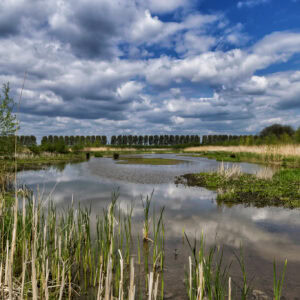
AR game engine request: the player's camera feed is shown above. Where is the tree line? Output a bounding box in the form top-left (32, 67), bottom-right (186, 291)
top-left (110, 135), bottom-right (201, 146)
top-left (41, 135), bottom-right (107, 146)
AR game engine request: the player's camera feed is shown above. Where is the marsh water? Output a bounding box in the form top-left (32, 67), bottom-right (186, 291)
top-left (18, 154), bottom-right (300, 299)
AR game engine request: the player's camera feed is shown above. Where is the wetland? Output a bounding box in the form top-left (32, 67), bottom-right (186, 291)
top-left (15, 153), bottom-right (300, 299)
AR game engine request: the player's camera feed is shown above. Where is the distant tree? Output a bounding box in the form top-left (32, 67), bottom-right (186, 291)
top-left (91, 135), bottom-right (96, 145)
top-left (185, 135), bottom-right (190, 144)
top-left (64, 136), bottom-right (69, 146)
top-left (80, 136), bottom-right (85, 145)
top-left (95, 136), bottom-right (101, 145)
top-left (41, 136), bottom-right (48, 145)
top-left (295, 127), bottom-right (300, 143)
top-left (260, 124), bottom-right (295, 138)
top-left (179, 135), bottom-right (185, 144)
top-left (111, 135), bottom-right (116, 145)
top-left (70, 136), bottom-right (75, 146)
top-left (149, 135), bottom-right (153, 146)
top-left (159, 135), bottom-right (164, 146)
top-left (144, 135), bottom-right (149, 146)
top-left (175, 135), bottom-right (179, 145)
top-left (122, 135), bottom-right (128, 145)
top-left (128, 135), bottom-right (133, 145)
top-left (133, 135), bottom-right (138, 145)
top-left (74, 136), bottom-right (80, 145)
top-left (169, 135), bottom-right (174, 145)
top-left (0, 83), bottom-right (18, 136)
top-left (102, 136), bottom-right (107, 145)
top-left (117, 135), bottom-right (122, 145)
top-left (153, 135), bottom-right (159, 146)
top-left (164, 135), bottom-right (169, 145)
top-left (86, 136), bottom-right (91, 145)
top-left (138, 135), bottom-right (143, 145)
top-left (30, 135), bottom-right (36, 146)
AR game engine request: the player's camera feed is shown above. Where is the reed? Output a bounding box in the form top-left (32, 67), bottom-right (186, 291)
top-left (0, 184), bottom-right (167, 299)
top-left (217, 162), bottom-right (242, 179)
top-left (273, 259), bottom-right (287, 300)
top-left (0, 173), bottom-right (289, 299)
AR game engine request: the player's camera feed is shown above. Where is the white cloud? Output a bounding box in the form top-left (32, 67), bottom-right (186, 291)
top-left (141, 0), bottom-right (189, 13)
top-left (237, 0), bottom-right (270, 8)
top-left (171, 116), bottom-right (185, 124)
top-left (0, 0), bottom-right (299, 138)
top-left (117, 81), bottom-right (144, 100)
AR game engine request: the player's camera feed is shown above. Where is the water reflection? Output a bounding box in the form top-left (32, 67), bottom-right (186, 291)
top-left (17, 154), bottom-right (300, 298)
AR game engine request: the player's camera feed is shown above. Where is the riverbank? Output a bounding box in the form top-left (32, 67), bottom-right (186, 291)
top-left (0, 152), bottom-right (86, 171)
top-left (183, 145), bottom-right (300, 168)
top-left (177, 168), bottom-right (300, 208)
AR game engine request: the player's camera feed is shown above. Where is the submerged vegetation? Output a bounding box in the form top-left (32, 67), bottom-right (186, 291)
top-left (178, 164), bottom-right (300, 208)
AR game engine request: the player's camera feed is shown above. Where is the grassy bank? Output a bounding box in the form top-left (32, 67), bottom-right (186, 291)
top-left (183, 145), bottom-right (300, 168)
top-left (178, 166), bottom-right (300, 208)
top-left (0, 152), bottom-right (86, 171)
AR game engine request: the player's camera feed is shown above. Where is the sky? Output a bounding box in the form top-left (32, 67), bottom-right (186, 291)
top-left (0, 0), bottom-right (300, 139)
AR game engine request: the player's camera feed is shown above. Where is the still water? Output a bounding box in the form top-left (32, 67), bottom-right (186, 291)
top-left (17, 154), bottom-right (300, 299)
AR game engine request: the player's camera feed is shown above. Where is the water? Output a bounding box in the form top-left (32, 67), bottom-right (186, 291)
top-left (17, 154), bottom-right (300, 299)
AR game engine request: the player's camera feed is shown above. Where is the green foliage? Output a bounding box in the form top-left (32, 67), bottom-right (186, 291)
top-left (295, 127), bottom-right (300, 143)
top-left (71, 143), bottom-right (84, 153)
top-left (260, 124), bottom-right (295, 139)
top-left (41, 140), bottom-right (69, 154)
top-left (0, 83), bottom-right (18, 136)
top-left (28, 144), bottom-right (41, 155)
top-left (273, 259), bottom-right (287, 300)
top-left (93, 152), bottom-right (103, 157)
top-left (181, 169), bottom-right (300, 208)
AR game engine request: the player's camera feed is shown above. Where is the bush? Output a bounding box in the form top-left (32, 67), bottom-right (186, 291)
top-left (94, 152), bottom-right (103, 158)
top-left (260, 124), bottom-right (295, 138)
top-left (28, 145), bottom-right (41, 155)
top-left (71, 143), bottom-right (84, 154)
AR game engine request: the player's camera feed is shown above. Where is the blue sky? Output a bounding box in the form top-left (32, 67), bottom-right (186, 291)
top-left (0, 0), bottom-right (299, 139)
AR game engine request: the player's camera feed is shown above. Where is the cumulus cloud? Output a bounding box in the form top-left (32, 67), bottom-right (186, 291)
top-left (0, 0), bottom-right (299, 139)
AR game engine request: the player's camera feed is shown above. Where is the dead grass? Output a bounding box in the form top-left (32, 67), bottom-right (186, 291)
top-left (184, 145), bottom-right (300, 157)
top-left (217, 162), bottom-right (242, 178)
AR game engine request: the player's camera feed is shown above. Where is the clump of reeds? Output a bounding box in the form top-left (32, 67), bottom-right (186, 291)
top-left (217, 161), bottom-right (242, 178)
top-left (255, 167), bottom-right (275, 179)
top-left (0, 186), bottom-right (166, 299)
top-left (185, 233), bottom-right (231, 300)
top-left (273, 259), bottom-right (287, 300)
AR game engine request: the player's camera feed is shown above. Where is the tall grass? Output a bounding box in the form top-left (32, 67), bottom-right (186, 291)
top-left (0, 188), bottom-right (166, 299)
top-left (217, 162), bottom-right (241, 178)
top-left (0, 180), bottom-right (289, 299)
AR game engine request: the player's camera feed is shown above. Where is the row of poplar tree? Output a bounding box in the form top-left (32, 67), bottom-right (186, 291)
top-left (38, 134), bottom-right (259, 146)
top-left (41, 135), bottom-right (108, 146)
